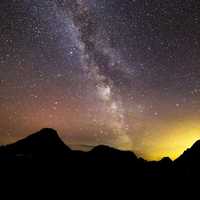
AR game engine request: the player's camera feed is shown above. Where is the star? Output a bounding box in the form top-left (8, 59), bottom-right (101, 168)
top-left (0, 0), bottom-right (200, 160)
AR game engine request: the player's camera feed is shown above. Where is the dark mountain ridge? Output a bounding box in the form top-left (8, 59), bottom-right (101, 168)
top-left (1, 128), bottom-right (200, 179)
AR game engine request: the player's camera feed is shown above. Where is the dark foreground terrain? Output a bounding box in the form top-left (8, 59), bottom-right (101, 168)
top-left (0, 128), bottom-right (199, 194)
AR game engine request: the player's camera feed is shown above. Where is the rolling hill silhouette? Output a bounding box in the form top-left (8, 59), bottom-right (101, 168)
top-left (0, 128), bottom-right (200, 180)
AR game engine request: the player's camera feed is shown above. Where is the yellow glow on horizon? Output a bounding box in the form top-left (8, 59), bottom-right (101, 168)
top-left (145, 120), bottom-right (200, 161)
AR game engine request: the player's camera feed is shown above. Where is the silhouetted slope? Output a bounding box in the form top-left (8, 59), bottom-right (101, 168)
top-left (1, 128), bottom-right (200, 179)
top-left (89, 145), bottom-right (137, 160)
top-left (176, 140), bottom-right (200, 162)
top-left (174, 140), bottom-right (200, 176)
top-left (87, 145), bottom-right (143, 176)
top-left (0, 128), bottom-right (70, 160)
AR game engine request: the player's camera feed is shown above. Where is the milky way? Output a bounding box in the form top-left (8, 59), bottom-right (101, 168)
top-left (1, 0), bottom-right (200, 160)
top-left (63, 0), bottom-right (132, 148)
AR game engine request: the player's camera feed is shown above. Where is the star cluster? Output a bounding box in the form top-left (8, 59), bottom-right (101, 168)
top-left (1, 0), bottom-right (200, 160)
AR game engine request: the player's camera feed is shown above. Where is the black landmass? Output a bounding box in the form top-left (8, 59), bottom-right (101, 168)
top-left (0, 128), bottom-right (200, 196)
top-left (1, 128), bottom-right (200, 178)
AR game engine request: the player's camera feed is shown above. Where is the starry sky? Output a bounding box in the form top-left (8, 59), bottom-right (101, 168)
top-left (1, 0), bottom-right (200, 160)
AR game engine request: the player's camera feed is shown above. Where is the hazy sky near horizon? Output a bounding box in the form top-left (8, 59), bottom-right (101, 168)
top-left (1, 0), bottom-right (200, 160)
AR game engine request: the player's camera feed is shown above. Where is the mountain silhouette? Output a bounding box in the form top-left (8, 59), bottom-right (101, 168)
top-left (0, 128), bottom-right (200, 181)
top-left (174, 139), bottom-right (200, 177)
top-left (0, 128), bottom-right (70, 161)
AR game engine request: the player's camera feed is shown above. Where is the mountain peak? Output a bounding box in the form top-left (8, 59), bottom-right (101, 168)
top-left (90, 145), bottom-right (138, 161)
top-left (1, 128), bottom-right (71, 158)
top-left (91, 145), bottom-right (117, 152)
top-left (174, 139), bottom-right (200, 165)
top-left (190, 139), bottom-right (200, 151)
top-left (39, 128), bottom-right (58, 134)
top-left (159, 157), bottom-right (172, 166)
top-left (25, 128), bottom-right (60, 141)
top-left (15, 128), bottom-right (66, 147)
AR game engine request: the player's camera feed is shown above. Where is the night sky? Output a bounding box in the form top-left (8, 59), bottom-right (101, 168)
top-left (1, 0), bottom-right (200, 160)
